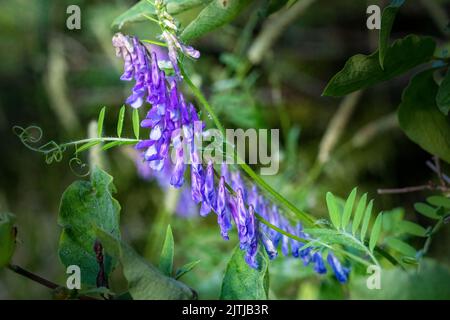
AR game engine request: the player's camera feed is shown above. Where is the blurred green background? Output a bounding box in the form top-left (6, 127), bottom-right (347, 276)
top-left (0, 0), bottom-right (449, 299)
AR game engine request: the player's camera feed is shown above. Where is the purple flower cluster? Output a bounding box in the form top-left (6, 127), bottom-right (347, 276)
top-left (114, 33), bottom-right (349, 282)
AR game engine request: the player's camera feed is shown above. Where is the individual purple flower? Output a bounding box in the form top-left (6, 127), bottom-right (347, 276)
top-left (260, 231), bottom-right (278, 260)
top-left (170, 131), bottom-right (185, 188)
top-left (244, 205), bottom-right (258, 269)
top-left (312, 252), bottom-right (327, 274)
top-left (200, 161), bottom-right (215, 216)
top-left (327, 253), bottom-right (350, 283)
top-left (236, 188), bottom-right (249, 249)
top-left (216, 176), bottom-right (232, 240)
top-left (231, 171), bottom-right (247, 202)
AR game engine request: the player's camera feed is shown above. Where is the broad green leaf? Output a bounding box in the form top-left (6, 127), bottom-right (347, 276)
top-left (220, 246), bottom-right (269, 300)
top-left (0, 213), bottom-right (16, 268)
top-left (181, 0), bottom-right (253, 42)
top-left (159, 225), bottom-right (174, 276)
top-left (342, 187), bottom-right (357, 230)
top-left (427, 195), bottom-right (450, 209)
top-left (117, 105), bottom-right (126, 138)
top-left (326, 192), bottom-right (341, 229)
top-left (323, 35), bottom-right (436, 97)
top-left (436, 69), bottom-right (450, 115)
top-left (175, 260), bottom-right (201, 279)
top-left (379, 0), bottom-right (405, 69)
top-left (77, 141), bottom-right (101, 153)
top-left (398, 69), bottom-right (450, 164)
top-left (58, 166), bottom-right (121, 286)
top-left (350, 259), bottom-right (450, 299)
top-left (96, 229), bottom-right (195, 300)
top-left (360, 200), bottom-right (373, 242)
top-left (97, 107), bottom-right (106, 138)
top-left (397, 220), bottom-right (427, 237)
top-left (369, 213), bottom-right (383, 252)
top-left (385, 237), bottom-right (416, 257)
top-left (352, 193), bottom-right (367, 236)
top-left (132, 108), bottom-right (140, 140)
top-left (414, 202), bottom-right (440, 220)
top-left (111, 0), bottom-right (212, 30)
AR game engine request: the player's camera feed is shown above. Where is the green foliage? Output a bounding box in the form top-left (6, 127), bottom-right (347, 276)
top-left (111, 0), bottom-right (212, 30)
top-left (415, 195), bottom-right (450, 220)
top-left (350, 259), bottom-right (450, 299)
top-left (398, 69), bottom-right (450, 164)
top-left (378, 0), bottom-right (405, 69)
top-left (159, 225), bottom-right (174, 276)
top-left (96, 228), bottom-right (195, 300)
top-left (97, 106), bottom-right (106, 138)
top-left (436, 69), bottom-right (450, 116)
top-left (58, 166), bottom-right (121, 286)
top-left (117, 105), bottom-right (126, 138)
top-left (132, 108), bottom-right (140, 140)
top-left (369, 213), bottom-right (383, 252)
top-left (220, 246), bottom-right (269, 300)
top-left (325, 192), bottom-right (341, 229)
top-left (323, 35), bottom-right (436, 97)
top-left (175, 260), bottom-right (201, 280)
top-left (0, 213), bottom-right (16, 268)
top-left (181, 0), bottom-right (253, 42)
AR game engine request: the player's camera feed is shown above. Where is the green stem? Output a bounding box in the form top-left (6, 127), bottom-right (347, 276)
top-left (180, 65), bottom-right (315, 227)
top-left (181, 63), bottom-right (400, 266)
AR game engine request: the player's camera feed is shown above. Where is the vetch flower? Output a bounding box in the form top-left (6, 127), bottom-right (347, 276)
top-left (312, 252), bottom-right (327, 274)
top-left (216, 176), bottom-right (232, 240)
top-left (327, 253), bottom-right (350, 283)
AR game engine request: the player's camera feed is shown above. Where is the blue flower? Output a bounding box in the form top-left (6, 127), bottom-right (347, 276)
top-left (327, 253), bottom-right (350, 283)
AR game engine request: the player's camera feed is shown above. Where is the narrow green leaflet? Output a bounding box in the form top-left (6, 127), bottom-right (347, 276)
top-left (360, 200), bottom-right (373, 241)
top-left (58, 167), bottom-right (121, 286)
top-left (97, 107), bottom-right (106, 138)
top-left (341, 187), bottom-right (357, 230)
top-left (175, 260), bottom-right (201, 279)
top-left (323, 35), bottom-right (436, 97)
top-left (159, 225), bottom-right (174, 276)
top-left (414, 202), bottom-right (440, 220)
top-left (385, 237), bottom-right (416, 257)
top-left (102, 141), bottom-right (137, 151)
top-left (397, 221), bottom-right (427, 237)
top-left (181, 0), bottom-right (253, 42)
top-left (96, 229), bottom-right (195, 300)
top-left (132, 108), bottom-right (140, 140)
top-left (111, 0), bottom-right (212, 30)
top-left (303, 228), bottom-right (368, 253)
top-left (77, 141), bottom-right (101, 153)
top-left (220, 246), bottom-right (269, 300)
top-left (326, 192), bottom-right (341, 229)
top-left (352, 193), bottom-right (367, 236)
top-left (436, 69), bottom-right (450, 116)
top-left (117, 105), bottom-right (126, 138)
top-left (369, 213), bottom-right (383, 252)
top-left (427, 196), bottom-right (450, 209)
top-left (379, 0), bottom-right (405, 69)
top-left (0, 213), bottom-right (16, 268)
top-left (398, 69), bottom-right (450, 164)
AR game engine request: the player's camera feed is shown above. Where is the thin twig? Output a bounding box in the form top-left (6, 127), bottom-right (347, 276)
top-left (7, 263), bottom-right (99, 300)
top-left (7, 264), bottom-right (59, 290)
top-left (377, 183), bottom-right (448, 195)
top-left (433, 156), bottom-right (447, 188)
top-left (426, 160), bottom-right (450, 184)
